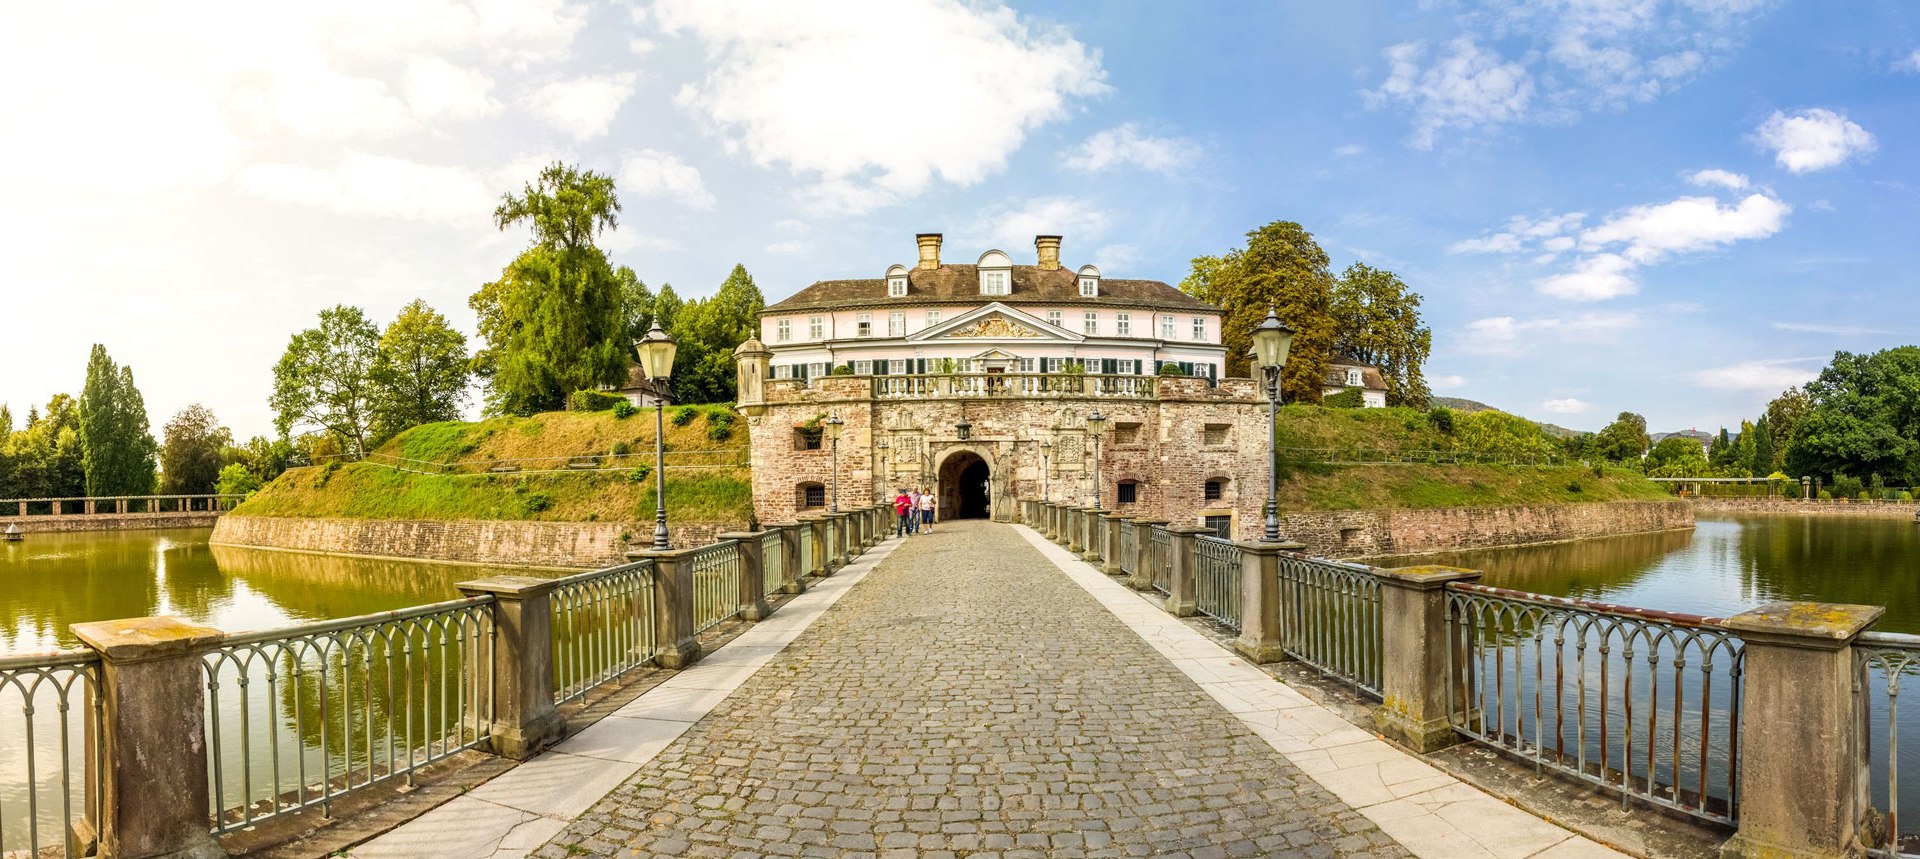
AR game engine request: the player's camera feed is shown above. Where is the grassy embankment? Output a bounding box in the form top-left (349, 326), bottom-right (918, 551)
top-left (234, 405), bottom-right (753, 526)
top-left (1273, 405), bottom-right (1670, 511)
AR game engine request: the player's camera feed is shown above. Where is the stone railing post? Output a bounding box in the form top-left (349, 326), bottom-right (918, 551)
top-left (69, 616), bottom-right (225, 859)
top-left (1233, 541), bottom-right (1302, 662)
top-left (718, 530), bottom-right (774, 621)
top-left (827, 511), bottom-right (851, 569)
top-left (454, 576), bottom-right (564, 760)
top-left (1126, 518), bottom-right (1152, 590)
top-left (1043, 503), bottom-right (1058, 541)
top-left (1370, 565), bottom-right (1481, 752)
top-left (1080, 509), bottom-right (1107, 562)
top-left (1102, 514), bottom-right (1124, 575)
top-left (1065, 507), bottom-right (1086, 554)
top-left (805, 515), bottom-right (831, 577)
top-left (1721, 602), bottom-right (1882, 859)
top-left (624, 548), bottom-right (704, 669)
top-left (773, 523), bottom-right (807, 594)
top-left (1165, 525), bottom-right (1209, 617)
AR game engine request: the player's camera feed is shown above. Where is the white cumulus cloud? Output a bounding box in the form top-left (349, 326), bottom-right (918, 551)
top-left (528, 73), bottom-right (638, 140)
top-left (969, 197), bottom-right (1112, 254)
top-left (1690, 359), bottom-right (1820, 391)
top-left (238, 153), bottom-right (496, 226)
top-left (1686, 169), bottom-right (1749, 191)
top-left (1754, 109), bottom-right (1875, 173)
top-left (619, 149), bottom-right (716, 210)
top-left (651, 0), bottom-right (1108, 213)
top-left (1463, 312), bottom-right (1639, 355)
top-left (1063, 124), bottom-right (1201, 174)
top-left (1542, 398), bottom-right (1590, 415)
top-left (1367, 38), bottom-right (1532, 150)
top-left (1579, 193), bottom-right (1791, 264)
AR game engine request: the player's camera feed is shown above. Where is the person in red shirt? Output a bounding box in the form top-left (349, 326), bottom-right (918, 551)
top-left (893, 489), bottom-right (912, 538)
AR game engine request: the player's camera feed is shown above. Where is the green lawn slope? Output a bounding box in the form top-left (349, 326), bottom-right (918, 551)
top-left (1272, 405), bottom-right (1670, 511)
top-left (234, 406), bottom-right (753, 526)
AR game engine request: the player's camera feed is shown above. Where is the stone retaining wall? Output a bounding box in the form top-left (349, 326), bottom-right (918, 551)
top-left (3, 512), bottom-right (224, 533)
top-left (1689, 497), bottom-right (1920, 519)
top-left (1280, 499), bottom-right (1695, 559)
top-left (211, 515), bottom-right (734, 569)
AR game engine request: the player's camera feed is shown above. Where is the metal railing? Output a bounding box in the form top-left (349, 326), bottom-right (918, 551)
top-left (1443, 583), bottom-right (1743, 826)
top-left (870, 373), bottom-right (1157, 400)
top-left (1148, 526), bottom-right (1171, 594)
top-left (1278, 554), bottom-right (1383, 696)
top-left (798, 523), bottom-right (815, 576)
top-left (1118, 522), bottom-right (1137, 576)
top-left (200, 598), bottom-right (495, 832)
top-left (0, 649), bottom-right (100, 858)
top-left (762, 532), bottom-right (786, 597)
top-left (1857, 632), bottom-right (1920, 855)
top-left (333, 448), bottom-right (750, 476)
top-left (550, 560), bottom-right (658, 705)
top-left (1275, 446), bottom-right (1569, 468)
top-left (0, 494), bottom-right (243, 516)
top-left (1192, 537), bottom-right (1241, 631)
top-left (690, 540), bottom-right (743, 634)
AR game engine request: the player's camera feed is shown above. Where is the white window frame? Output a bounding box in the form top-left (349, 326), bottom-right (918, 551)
top-left (1018, 358), bottom-right (1035, 372)
top-left (856, 313), bottom-right (873, 337)
top-left (1083, 312), bottom-right (1098, 335)
top-left (1192, 317), bottom-right (1205, 341)
top-left (1346, 369), bottom-right (1362, 386)
top-left (808, 316), bottom-right (824, 340)
top-left (888, 277), bottom-right (907, 297)
top-left (888, 312), bottom-right (905, 337)
top-left (855, 360), bottom-right (873, 375)
top-left (1079, 277), bottom-right (1098, 297)
top-left (1116, 312), bottom-right (1131, 336)
top-left (772, 364), bottom-right (790, 379)
top-left (808, 362), bottom-right (825, 377)
top-left (980, 270), bottom-right (1009, 295)
top-left (925, 310), bottom-right (942, 327)
top-left (1046, 310), bottom-right (1063, 328)
top-left (1160, 315), bottom-right (1175, 339)
top-left (776, 319), bottom-right (791, 342)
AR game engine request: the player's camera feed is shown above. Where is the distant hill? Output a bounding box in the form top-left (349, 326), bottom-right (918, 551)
top-left (1651, 429), bottom-right (1714, 444)
top-left (1430, 396), bottom-right (1582, 438)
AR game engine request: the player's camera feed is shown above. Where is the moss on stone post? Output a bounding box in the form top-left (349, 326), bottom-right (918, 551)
top-left (70, 616), bottom-right (226, 859)
top-left (1721, 601), bottom-right (1882, 859)
top-left (1102, 514), bottom-right (1125, 575)
top-left (455, 576), bottom-right (564, 760)
top-left (772, 522), bottom-right (808, 595)
top-left (1370, 565), bottom-right (1480, 753)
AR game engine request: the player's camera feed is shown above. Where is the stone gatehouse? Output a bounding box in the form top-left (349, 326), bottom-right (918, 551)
top-left (732, 233), bottom-right (1270, 538)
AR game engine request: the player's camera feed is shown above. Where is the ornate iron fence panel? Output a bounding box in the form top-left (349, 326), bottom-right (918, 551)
top-left (1444, 583), bottom-right (1742, 826)
top-left (1119, 523), bottom-right (1137, 576)
top-left (691, 541), bottom-right (743, 634)
top-left (798, 523), bottom-right (815, 576)
top-left (0, 649), bottom-right (100, 858)
top-left (1148, 526), bottom-right (1172, 594)
top-left (1193, 536), bottom-right (1241, 631)
top-left (551, 560), bottom-right (658, 705)
top-left (1277, 554), bottom-right (1383, 696)
top-left (201, 597), bottom-right (495, 832)
top-left (1857, 631), bottom-right (1920, 855)
top-left (762, 532), bottom-right (786, 598)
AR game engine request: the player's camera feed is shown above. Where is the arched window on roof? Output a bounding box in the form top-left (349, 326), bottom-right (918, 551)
top-left (978, 250), bottom-right (1012, 296)
top-left (1078, 264), bottom-right (1100, 297)
top-left (886, 264), bottom-right (908, 298)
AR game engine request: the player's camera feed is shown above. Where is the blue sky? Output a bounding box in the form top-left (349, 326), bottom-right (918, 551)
top-left (3, 0), bottom-right (1916, 438)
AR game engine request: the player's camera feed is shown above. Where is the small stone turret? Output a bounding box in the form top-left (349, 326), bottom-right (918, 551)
top-left (734, 336), bottom-right (772, 414)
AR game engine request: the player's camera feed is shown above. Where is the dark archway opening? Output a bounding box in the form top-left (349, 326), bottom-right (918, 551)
top-left (938, 452), bottom-right (992, 519)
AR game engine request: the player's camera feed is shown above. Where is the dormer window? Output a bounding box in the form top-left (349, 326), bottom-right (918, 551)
top-left (1346, 369), bottom-right (1362, 386)
top-left (978, 249), bottom-right (1012, 296)
top-left (1077, 264), bottom-right (1100, 298)
top-left (885, 264), bottom-right (908, 298)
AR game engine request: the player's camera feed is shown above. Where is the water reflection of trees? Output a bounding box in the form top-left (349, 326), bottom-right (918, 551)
top-left (1402, 528), bottom-right (1693, 600)
top-left (207, 544), bottom-right (490, 618)
top-left (1727, 515), bottom-right (1920, 633)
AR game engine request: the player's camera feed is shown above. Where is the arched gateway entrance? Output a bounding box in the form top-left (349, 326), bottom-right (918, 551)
top-left (936, 451), bottom-right (992, 520)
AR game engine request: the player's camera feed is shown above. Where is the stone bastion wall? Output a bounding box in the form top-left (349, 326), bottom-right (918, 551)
top-left (1285, 499), bottom-right (1696, 559)
top-left (211, 515), bottom-right (731, 569)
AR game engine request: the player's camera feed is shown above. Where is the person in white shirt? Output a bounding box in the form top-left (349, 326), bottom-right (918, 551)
top-left (918, 487), bottom-right (935, 533)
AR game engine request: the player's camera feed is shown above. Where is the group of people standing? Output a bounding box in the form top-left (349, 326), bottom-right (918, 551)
top-left (893, 487), bottom-right (936, 537)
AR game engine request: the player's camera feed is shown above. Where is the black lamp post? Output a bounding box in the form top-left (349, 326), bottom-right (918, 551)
top-left (877, 439), bottom-right (890, 494)
top-left (1086, 410), bottom-right (1106, 506)
top-left (637, 321), bottom-right (679, 550)
top-left (825, 414), bottom-right (845, 512)
top-left (1251, 306), bottom-right (1296, 542)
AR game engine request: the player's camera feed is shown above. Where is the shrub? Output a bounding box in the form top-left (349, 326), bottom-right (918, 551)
top-left (707, 411), bottom-right (736, 442)
top-left (1831, 473), bottom-right (1864, 499)
top-left (519, 492), bottom-right (553, 515)
top-left (672, 405), bottom-right (698, 426)
top-left (1158, 362), bottom-right (1185, 376)
top-left (1427, 407), bottom-right (1455, 434)
top-left (1324, 388), bottom-right (1365, 409)
top-left (1783, 481), bottom-right (1803, 499)
top-left (1565, 480), bottom-right (1583, 494)
top-left (215, 463), bottom-right (262, 497)
top-left (1456, 410), bottom-right (1558, 462)
top-left (830, 364), bottom-right (855, 376)
top-left (1901, 491), bottom-right (1913, 501)
top-left (610, 441), bottom-right (630, 456)
top-left (569, 389), bottom-right (626, 412)
top-left (612, 400), bottom-right (638, 419)
top-left (1819, 490), bottom-right (1833, 500)
top-left (1859, 492), bottom-right (1873, 502)
top-left (626, 464), bottom-right (652, 482)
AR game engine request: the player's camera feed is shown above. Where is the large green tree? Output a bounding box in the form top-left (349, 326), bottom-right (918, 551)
top-left (159, 404), bottom-right (232, 494)
top-left (1645, 436), bottom-right (1711, 477)
top-left (1590, 412), bottom-right (1651, 463)
top-left (0, 394), bottom-right (86, 498)
top-left (664, 264), bottom-right (766, 404)
top-left (78, 345), bottom-right (157, 496)
top-left (471, 162), bottom-right (630, 415)
top-left (1785, 348), bottom-right (1920, 484)
top-left (1330, 263), bottom-right (1431, 407)
top-left (370, 299), bottom-right (470, 441)
top-left (271, 305), bottom-right (381, 457)
top-left (1180, 221), bottom-right (1337, 401)
top-left (620, 266), bottom-right (656, 344)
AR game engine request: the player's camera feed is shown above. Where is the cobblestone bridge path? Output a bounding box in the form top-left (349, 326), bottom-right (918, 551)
top-left (536, 521), bottom-right (1408, 859)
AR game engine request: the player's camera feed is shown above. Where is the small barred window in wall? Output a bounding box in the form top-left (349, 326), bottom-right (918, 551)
top-left (1204, 479), bottom-right (1224, 501)
top-left (857, 313), bottom-right (872, 337)
top-left (776, 319), bottom-right (790, 342)
top-left (1203, 423), bottom-right (1230, 446)
top-left (1160, 316), bottom-right (1175, 339)
top-left (802, 484), bottom-right (826, 507)
top-left (1047, 310), bottom-right (1063, 328)
top-left (1116, 312), bottom-right (1130, 336)
top-left (926, 310), bottom-right (941, 327)
top-left (809, 316), bottom-right (823, 339)
top-left (1117, 481), bottom-right (1139, 505)
top-left (1204, 515), bottom-right (1232, 539)
top-left (1192, 317), bottom-right (1206, 341)
top-left (1083, 312), bottom-right (1098, 335)
top-left (888, 312), bottom-right (905, 336)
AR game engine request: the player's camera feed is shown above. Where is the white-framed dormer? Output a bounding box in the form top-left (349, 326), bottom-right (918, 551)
top-left (1078, 264), bottom-right (1100, 297)
top-left (978, 249), bottom-right (1012, 296)
top-left (886, 263), bottom-right (908, 298)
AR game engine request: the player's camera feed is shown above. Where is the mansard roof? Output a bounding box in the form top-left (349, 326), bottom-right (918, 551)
top-left (764, 264), bottom-right (1217, 315)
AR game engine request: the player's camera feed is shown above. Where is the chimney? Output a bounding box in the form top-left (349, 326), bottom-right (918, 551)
top-left (1035, 235), bottom-right (1062, 271)
top-left (915, 233), bottom-right (943, 270)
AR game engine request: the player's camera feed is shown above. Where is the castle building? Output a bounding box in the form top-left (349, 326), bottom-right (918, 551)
top-left (734, 234), bottom-right (1270, 539)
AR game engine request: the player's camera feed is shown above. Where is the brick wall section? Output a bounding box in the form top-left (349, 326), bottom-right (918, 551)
top-left (1690, 498), bottom-right (1920, 520)
top-left (1279, 500), bottom-right (1695, 559)
top-left (742, 375), bottom-right (1271, 536)
top-left (211, 515), bottom-right (734, 569)
top-left (4, 512), bottom-right (223, 533)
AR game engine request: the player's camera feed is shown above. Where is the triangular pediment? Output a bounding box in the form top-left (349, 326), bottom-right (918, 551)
top-left (906, 302), bottom-right (1083, 343)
